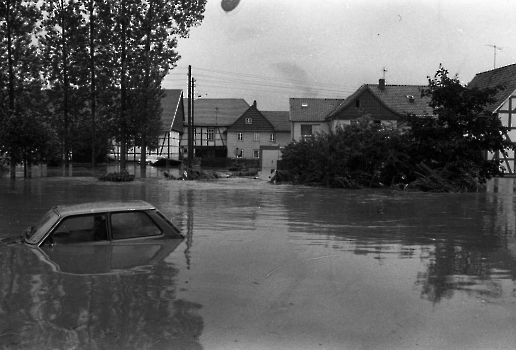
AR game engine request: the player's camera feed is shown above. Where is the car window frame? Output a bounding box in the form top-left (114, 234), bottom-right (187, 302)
top-left (25, 209), bottom-right (60, 246)
top-left (109, 209), bottom-right (164, 241)
top-left (44, 213), bottom-right (110, 246)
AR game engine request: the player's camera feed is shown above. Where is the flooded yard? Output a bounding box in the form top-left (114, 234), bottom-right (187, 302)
top-left (1, 165), bottom-right (516, 349)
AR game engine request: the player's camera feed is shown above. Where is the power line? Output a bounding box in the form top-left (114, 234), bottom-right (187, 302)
top-left (164, 67), bottom-right (356, 97)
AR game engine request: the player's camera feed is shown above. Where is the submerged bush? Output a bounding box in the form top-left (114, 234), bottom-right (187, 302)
top-left (282, 117), bottom-right (407, 188)
top-left (98, 170), bottom-right (135, 182)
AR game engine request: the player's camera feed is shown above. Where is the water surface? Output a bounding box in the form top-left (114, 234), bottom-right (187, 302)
top-left (1, 168), bottom-right (515, 349)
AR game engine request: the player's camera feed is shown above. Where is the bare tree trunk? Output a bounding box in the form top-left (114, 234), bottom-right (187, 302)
top-left (89, 0), bottom-right (97, 168)
top-left (120, 0), bottom-right (127, 170)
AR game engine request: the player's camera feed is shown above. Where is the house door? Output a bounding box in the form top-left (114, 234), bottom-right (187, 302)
top-left (262, 149), bottom-right (280, 174)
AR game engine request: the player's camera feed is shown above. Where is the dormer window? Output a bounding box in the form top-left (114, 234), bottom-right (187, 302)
top-left (406, 95), bottom-right (415, 103)
top-left (245, 118), bottom-right (252, 124)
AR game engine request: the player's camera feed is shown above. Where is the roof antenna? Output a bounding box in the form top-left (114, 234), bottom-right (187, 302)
top-left (486, 44), bottom-right (502, 69)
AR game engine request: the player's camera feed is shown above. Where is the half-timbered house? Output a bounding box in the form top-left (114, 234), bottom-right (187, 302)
top-left (182, 98), bottom-right (250, 162)
top-left (468, 64), bottom-right (516, 174)
top-left (112, 89), bottom-right (185, 162)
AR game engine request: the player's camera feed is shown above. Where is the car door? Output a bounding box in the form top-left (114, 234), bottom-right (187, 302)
top-left (39, 214), bottom-right (112, 274)
top-left (109, 210), bottom-right (172, 269)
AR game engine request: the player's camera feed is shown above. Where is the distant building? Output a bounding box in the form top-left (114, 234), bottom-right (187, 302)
top-left (226, 101), bottom-right (290, 160)
top-left (260, 110), bottom-right (290, 172)
top-left (182, 98), bottom-right (250, 160)
top-left (289, 98), bottom-right (344, 141)
top-left (156, 89), bottom-right (185, 160)
top-left (326, 79), bottom-right (433, 130)
top-left (469, 63), bottom-right (516, 173)
top-left (112, 89), bottom-right (185, 162)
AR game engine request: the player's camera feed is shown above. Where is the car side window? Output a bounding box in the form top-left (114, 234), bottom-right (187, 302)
top-left (110, 211), bottom-right (162, 240)
top-left (51, 214), bottom-right (108, 244)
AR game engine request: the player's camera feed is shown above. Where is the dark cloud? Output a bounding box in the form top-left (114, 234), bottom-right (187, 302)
top-left (272, 62), bottom-right (317, 97)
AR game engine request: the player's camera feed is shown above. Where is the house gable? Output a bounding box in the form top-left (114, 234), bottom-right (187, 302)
top-left (328, 82), bottom-right (432, 121)
top-left (228, 102), bottom-right (274, 132)
top-left (329, 88), bottom-right (399, 120)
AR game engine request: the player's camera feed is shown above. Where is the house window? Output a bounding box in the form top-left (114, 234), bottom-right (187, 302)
top-left (355, 99), bottom-right (360, 107)
top-left (269, 133), bottom-right (276, 142)
top-left (238, 133), bottom-right (243, 141)
top-left (246, 118), bottom-right (252, 124)
top-left (254, 133), bottom-right (260, 141)
top-left (207, 128), bottom-right (214, 141)
top-left (301, 125), bottom-right (313, 136)
top-left (253, 150), bottom-right (259, 158)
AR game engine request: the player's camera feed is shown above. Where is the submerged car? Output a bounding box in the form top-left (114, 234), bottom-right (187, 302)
top-left (2, 200), bottom-right (183, 274)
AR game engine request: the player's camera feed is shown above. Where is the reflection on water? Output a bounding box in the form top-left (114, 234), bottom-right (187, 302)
top-left (1, 172), bottom-right (516, 349)
top-left (0, 245), bottom-right (203, 350)
top-left (1, 163), bottom-right (182, 179)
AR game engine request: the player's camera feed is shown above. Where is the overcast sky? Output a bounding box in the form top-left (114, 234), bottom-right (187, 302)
top-left (162, 0), bottom-right (516, 111)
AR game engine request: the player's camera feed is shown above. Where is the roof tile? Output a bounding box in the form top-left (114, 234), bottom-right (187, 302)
top-left (161, 89), bottom-right (184, 133)
top-left (289, 98), bottom-right (344, 122)
top-left (328, 84), bottom-right (433, 119)
top-left (468, 63), bottom-right (516, 112)
top-left (191, 98), bottom-right (250, 126)
top-left (262, 111), bottom-right (290, 131)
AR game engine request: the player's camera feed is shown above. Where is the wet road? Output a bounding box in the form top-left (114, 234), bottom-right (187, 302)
top-left (1, 165), bottom-right (516, 349)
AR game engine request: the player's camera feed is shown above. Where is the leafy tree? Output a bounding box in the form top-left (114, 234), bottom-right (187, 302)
top-left (101, 0), bottom-right (206, 169)
top-left (0, 0), bottom-right (43, 177)
top-left (0, 94), bottom-right (60, 176)
top-left (404, 65), bottom-right (513, 188)
top-left (40, 0), bottom-right (89, 168)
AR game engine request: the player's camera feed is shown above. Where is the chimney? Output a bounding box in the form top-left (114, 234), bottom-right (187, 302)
top-left (379, 79), bottom-right (385, 90)
top-left (253, 100), bottom-right (257, 107)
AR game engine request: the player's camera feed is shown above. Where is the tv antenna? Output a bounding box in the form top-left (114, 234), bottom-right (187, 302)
top-left (486, 44), bottom-right (502, 69)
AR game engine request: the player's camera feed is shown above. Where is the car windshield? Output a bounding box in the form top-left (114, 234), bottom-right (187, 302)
top-left (25, 209), bottom-right (60, 244)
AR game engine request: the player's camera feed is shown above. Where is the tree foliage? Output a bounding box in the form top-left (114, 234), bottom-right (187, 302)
top-left (0, 0), bottom-right (207, 176)
top-left (404, 65), bottom-right (513, 187)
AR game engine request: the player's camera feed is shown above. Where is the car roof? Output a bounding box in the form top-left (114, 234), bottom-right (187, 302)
top-left (54, 200), bottom-right (156, 216)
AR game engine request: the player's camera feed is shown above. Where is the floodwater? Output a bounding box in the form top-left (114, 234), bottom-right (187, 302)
top-left (1, 165), bottom-right (516, 350)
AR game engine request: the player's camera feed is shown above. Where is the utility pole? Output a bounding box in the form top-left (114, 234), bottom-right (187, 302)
top-left (486, 44), bottom-right (502, 69)
top-left (192, 77), bottom-right (195, 151)
top-left (187, 65), bottom-right (193, 169)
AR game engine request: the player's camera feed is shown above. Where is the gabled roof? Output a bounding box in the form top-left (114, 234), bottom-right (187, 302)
top-left (468, 63), bottom-right (516, 113)
top-left (289, 98), bottom-right (344, 122)
top-left (228, 103), bottom-right (274, 132)
top-left (328, 84), bottom-right (433, 119)
top-left (161, 89), bottom-right (184, 133)
top-left (191, 98), bottom-right (250, 126)
top-left (262, 111), bottom-right (290, 132)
